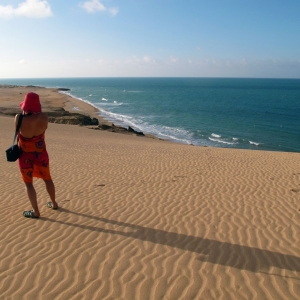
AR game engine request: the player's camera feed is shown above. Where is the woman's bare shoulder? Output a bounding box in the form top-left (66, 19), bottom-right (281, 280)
top-left (14, 113), bottom-right (21, 124)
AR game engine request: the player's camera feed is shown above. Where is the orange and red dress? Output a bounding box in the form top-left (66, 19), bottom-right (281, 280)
top-left (18, 132), bottom-right (52, 183)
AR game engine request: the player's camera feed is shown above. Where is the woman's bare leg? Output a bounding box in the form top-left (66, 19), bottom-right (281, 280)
top-left (24, 182), bottom-right (40, 217)
top-left (44, 179), bottom-right (57, 208)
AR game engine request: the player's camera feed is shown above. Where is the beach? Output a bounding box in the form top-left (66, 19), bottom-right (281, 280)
top-left (0, 86), bottom-right (299, 299)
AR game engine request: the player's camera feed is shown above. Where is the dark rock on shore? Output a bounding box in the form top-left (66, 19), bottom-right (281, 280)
top-left (48, 113), bottom-right (98, 126)
top-left (0, 107), bottom-right (20, 115)
top-left (128, 126), bottom-right (145, 136)
top-left (57, 88), bottom-right (71, 91)
top-left (90, 123), bottom-right (145, 136)
top-left (99, 124), bottom-right (113, 130)
top-left (46, 108), bottom-right (98, 125)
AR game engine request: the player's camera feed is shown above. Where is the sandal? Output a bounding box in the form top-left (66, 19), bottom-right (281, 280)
top-left (23, 210), bottom-right (39, 218)
top-left (47, 202), bottom-right (58, 210)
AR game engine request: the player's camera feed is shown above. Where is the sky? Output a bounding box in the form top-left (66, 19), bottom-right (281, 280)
top-left (0, 0), bottom-right (299, 78)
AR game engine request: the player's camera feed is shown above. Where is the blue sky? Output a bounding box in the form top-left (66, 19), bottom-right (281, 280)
top-left (0, 0), bottom-right (299, 78)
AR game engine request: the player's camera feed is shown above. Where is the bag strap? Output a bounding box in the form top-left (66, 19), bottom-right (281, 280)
top-left (12, 114), bottom-right (24, 146)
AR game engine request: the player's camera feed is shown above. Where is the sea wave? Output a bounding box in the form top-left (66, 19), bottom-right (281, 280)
top-left (95, 102), bottom-right (124, 107)
top-left (59, 91), bottom-right (101, 112)
top-left (97, 107), bottom-right (195, 144)
top-left (208, 137), bottom-right (237, 145)
top-left (98, 109), bottom-right (144, 131)
top-left (146, 124), bottom-right (193, 144)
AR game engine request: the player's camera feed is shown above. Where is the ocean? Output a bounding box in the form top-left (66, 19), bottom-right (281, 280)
top-left (1, 77), bottom-right (299, 152)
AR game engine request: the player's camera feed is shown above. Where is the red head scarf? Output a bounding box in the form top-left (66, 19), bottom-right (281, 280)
top-left (20, 92), bottom-right (42, 114)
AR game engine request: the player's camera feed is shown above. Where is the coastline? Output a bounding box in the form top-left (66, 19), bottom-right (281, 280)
top-left (1, 80), bottom-right (299, 152)
top-left (0, 85), bottom-right (299, 299)
top-left (0, 84), bottom-right (101, 118)
top-left (0, 85), bottom-right (161, 139)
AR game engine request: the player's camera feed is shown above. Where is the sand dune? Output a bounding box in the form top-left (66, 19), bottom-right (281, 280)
top-left (0, 88), bottom-right (299, 299)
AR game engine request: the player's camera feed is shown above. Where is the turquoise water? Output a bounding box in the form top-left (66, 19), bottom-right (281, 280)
top-left (1, 77), bottom-right (299, 152)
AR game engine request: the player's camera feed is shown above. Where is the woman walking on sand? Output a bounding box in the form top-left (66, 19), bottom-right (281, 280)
top-left (15, 92), bottom-right (57, 218)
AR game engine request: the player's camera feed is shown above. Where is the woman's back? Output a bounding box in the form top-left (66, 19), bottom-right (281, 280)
top-left (16, 112), bottom-right (48, 139)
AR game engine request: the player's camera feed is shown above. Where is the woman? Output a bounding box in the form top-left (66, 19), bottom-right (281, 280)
top-left (15, 92), bottom-right (57, 218)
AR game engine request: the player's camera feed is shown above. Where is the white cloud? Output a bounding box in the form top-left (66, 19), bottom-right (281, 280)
top-left (98, 59), bottom-right (110, 65)
top-left (143, 56), bottom-right (156, 64)
top-left (0, 5), bottom-right (14, 18)
top-left (2, 56), bottom-right (299, 78)
top-left (80, 0), bottom-right (119, 16)
top-left (125, 56), bottom-right (140, 64)
top-left (0, 0), bottom-right (52, 19)
top-left (108, 7), bottom-right (119, 16)
top-left (81, 0), bottom-right (105, 13)
top-left (170, 56), bottom-right (179, 63)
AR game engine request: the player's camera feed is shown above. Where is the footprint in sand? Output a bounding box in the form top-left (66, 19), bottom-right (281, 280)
top-left (291, 188), bottom-right (300, 193)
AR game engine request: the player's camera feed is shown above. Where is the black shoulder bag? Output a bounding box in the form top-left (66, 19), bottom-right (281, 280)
top-left (5, 114), bottom-right (24, 162)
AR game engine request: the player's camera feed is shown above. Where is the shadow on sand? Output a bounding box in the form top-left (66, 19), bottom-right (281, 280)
top-left (42, 207), bottom-right (300, 274)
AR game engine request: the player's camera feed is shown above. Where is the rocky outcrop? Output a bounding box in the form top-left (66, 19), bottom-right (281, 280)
top-left (46, 108), bottom-right (99, 125)
top-left (89, 123), bottom-right (145, 136)
top-left (48, 113), bottom-right (99, 125)
top-left (0, 107), bottom-right (99, 126)
top-left (128, 126), bottom-right (145, 136)
top-left (0, 107), bottom-right (147, 136)
top-left (57, 88), bottom-right (71, 91)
